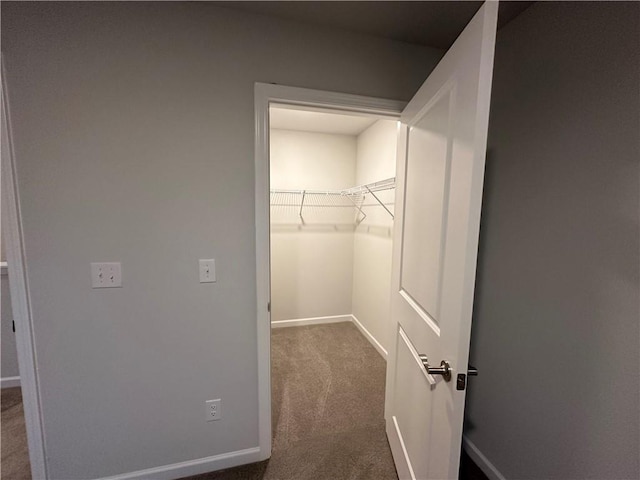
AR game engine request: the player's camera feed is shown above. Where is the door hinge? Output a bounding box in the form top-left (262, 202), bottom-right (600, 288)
top-left (267, 302), bottom-right (271, 313)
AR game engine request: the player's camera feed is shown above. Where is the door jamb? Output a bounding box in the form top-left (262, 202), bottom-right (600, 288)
top-left (253, 82), bottom-right (405, 459)
top-left (1, 55), bottom-right (48, 479)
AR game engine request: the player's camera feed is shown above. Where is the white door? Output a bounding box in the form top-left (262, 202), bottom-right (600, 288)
top-left (384, 3), bottom-right (498, 479)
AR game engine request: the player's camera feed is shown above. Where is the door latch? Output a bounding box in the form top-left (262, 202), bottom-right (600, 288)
top-left (456, 365), bottom-right (478, 390)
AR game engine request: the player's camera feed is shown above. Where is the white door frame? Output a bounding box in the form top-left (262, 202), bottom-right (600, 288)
top-left (1, 55), bottom-right (48, 479)
top-left (253, 82), bottom-right (405, 458)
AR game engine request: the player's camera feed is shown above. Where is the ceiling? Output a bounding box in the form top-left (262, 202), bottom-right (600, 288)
top-left (270, 105), bottom-right (381, 135)
top-left (218, 1), bottom-right (534, 49)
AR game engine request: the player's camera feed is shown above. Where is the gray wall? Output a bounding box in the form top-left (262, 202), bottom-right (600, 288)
top-left (1, 274), bottom-right (19, 379)
top-left (465, 2), bottom-right (640, 479)
top-left (0, 2), bottom-right (442, 479)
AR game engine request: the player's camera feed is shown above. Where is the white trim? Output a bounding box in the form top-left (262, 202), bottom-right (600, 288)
top-left (254, 82), bottom-right (404, 463)
top-left (1, 55), bottom-right (48, 479)
top-left (256, 83), bottom-right (406, 119)
top-left (271, 314), bottom-right (352, 328)
top-left (462, 436), bottom-right (506, 480)
top-left (351, 314), bottom-right (388, 359)
top-left (1, 376), bottom-right (21, 388)
top-left (254, 83), bottom-right (273, 462)
top-left (99, 447), bottom-right (262, 480)
top-left (388, 416), bottom-right (416, 480)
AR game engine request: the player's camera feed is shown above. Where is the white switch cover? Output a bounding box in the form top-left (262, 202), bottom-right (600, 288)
top-left (199, 259), bottom-right (216, 283)
top-left (205, 399), bottom-right (222, 421)
top-left (91, 263), bottom-right (122, 288)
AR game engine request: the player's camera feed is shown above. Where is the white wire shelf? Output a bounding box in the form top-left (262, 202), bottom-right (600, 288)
top-left (270, 177), bottom-right (395, 224)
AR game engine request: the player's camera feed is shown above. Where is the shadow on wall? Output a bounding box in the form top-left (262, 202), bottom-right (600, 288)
top-left (463, 146), bottom-right (496, 436)
top-left (355, 225), bottom-right (392, 238)
top-left (271, 224), bottom-right (356, 233)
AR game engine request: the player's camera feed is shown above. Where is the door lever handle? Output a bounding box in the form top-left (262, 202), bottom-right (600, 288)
top-left (468, 364), bottom-right (478, 376)
top-left (419, 354), bottom-right (452, 382)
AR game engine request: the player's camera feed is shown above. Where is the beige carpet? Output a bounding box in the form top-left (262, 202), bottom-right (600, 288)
top-left (1, 387), bottom-right (31, 480)
top-left (183, 322), bottom-right (398, 480)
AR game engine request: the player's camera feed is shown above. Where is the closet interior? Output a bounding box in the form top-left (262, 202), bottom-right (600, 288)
top-left (267, 104), bottom-right (400, 470)
top-left (269, 104), bottom-right (398, 357)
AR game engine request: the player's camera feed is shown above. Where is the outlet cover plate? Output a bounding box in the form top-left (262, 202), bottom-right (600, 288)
top-left (206, 399), bottom-right (221, 421)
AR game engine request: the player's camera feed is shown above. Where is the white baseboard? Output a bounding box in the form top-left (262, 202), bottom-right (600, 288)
top-left (271, 314), bottom-right (352, 328)
top-left (1, 376), bottom-right (21, 389)
top-left (100, 446), bottom-right (262, 480)
top-left (351, 314), bottom-right (388, 359)
top-left (463, 436), bottom-right (506, 480)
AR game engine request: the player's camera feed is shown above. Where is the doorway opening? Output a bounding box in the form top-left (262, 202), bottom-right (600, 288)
top-left (268, 103), bottom-right (398, 473)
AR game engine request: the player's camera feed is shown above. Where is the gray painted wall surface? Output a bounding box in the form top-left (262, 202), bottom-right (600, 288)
top-left (1, 274), bottom-right (19, 379)
top-left (465, 2), bottom-right (640, 479)
top-left (0, 2), bottom-right (442, 478)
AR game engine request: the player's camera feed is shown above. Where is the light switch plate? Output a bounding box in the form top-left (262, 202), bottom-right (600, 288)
top-left (199, 259), bottom-right (216, 283)
top-left (91, 262), bottom-right (122, 288)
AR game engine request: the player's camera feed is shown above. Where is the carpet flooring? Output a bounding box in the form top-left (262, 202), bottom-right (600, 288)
top-left (1, 386), bottom-right (31, 480)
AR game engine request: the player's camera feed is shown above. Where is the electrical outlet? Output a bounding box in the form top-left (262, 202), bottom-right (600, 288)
top-left (91, 262), bottom-right (122, 288)
top-left (206, 399), bottom-right (222, 421)
top-left (199, 259), bottom-right (216, 283)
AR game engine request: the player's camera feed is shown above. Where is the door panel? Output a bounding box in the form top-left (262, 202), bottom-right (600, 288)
top-left (400, 87), bottom-right (453, 327)
top-left (385, 3), bottom-right (498, 479)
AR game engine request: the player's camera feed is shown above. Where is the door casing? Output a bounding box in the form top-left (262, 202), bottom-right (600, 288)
top-left (1, 54), bottom-right (48, 479)
top-left (253, 83), bottom-right (405, 458)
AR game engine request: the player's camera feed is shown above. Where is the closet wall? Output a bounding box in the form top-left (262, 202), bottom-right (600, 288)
top-left (270, 118), bottom-right (397, 356)
top-left (270, 129), bottom-right (357, 322)
top-left (351, 120), bottom-right (397, 355)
